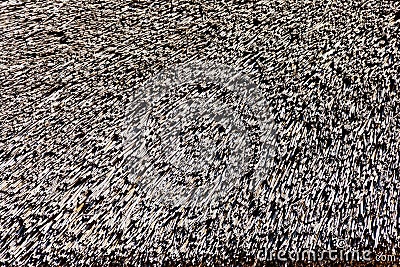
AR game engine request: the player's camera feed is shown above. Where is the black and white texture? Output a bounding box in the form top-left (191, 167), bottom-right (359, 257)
top-left (124, 61), bottom-right (276, 210)
top-left (1, 0), bottom-right (400, 265)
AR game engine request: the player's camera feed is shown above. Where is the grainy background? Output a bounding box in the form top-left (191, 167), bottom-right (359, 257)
top-left (1, 0), bottom-right (400, 266)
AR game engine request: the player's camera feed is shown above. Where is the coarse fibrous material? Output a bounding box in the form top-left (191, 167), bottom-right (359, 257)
top-left (1, 0), bottom-right (400, 266)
